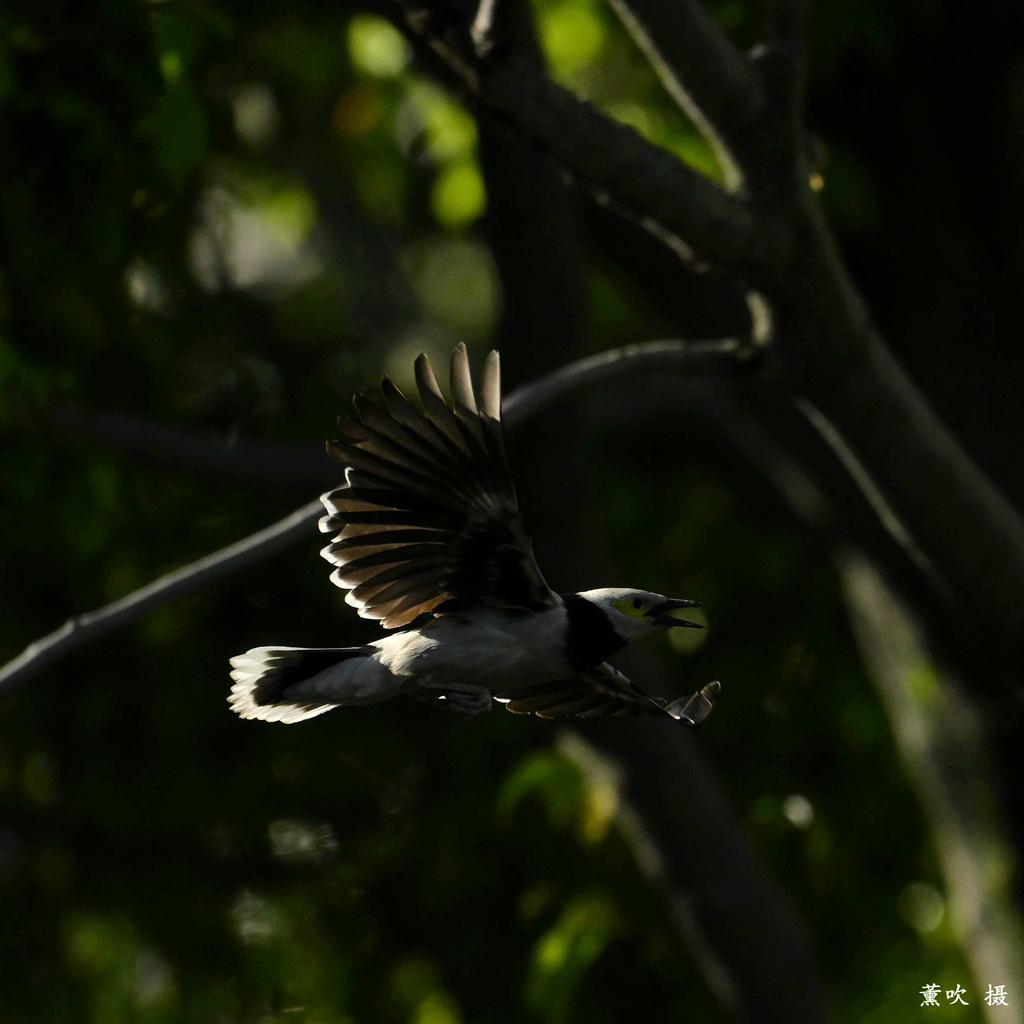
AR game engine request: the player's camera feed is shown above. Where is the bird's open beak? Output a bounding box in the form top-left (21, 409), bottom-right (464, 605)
top-left (651, 597), bottom-right (704, 629)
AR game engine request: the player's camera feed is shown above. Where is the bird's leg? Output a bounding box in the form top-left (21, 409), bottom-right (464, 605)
top-left (414, 677), bottom-right (494, 716)
top-left (664, 680), bottom-right (721, 725)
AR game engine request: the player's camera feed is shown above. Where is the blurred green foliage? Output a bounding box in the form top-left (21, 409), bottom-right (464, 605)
top-left (0, 0), bottom-right (1018, 1021)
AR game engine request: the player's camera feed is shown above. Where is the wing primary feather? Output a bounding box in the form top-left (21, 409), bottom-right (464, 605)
top-left (328, 508), bottom-right (451, 529)
top-left (449, 344), bottom-right (479, 416)
top-left (335, 412), bottom-right (375, 441)
top-left (332, 561), bottom-right (426, 589)
top-left (497, 663), bottom-right (685, 720)
top-left (336, 412), bottom-right (469, 484)
top-left (320, 490), bottom-right (452, 532)
top-left (502, 685), bottom-right (590, 713)
top-left (379, 593), bottom-right (447, 628)
top-left (320, 488), bottom-right (392, 515)
top-left (319, 346), bottom-right (557, 625)
top-left (665, 681), bottom-right (721, 724)
top-left (380, 590), bottom-right (447, 620)
top-left (379, 374), bottom-right (487, 481)
top-left (348, 567), bottom-right (446, 603)
top-left (353, 395), bottom-right (458, 469)
top-left (449, 345), bottom-right (489, 454)
top-left (327, 542), bottom-right (445, 569)
top-left (380, 376), bottom-right (448, 446)
top-left (329, 439), bottom-right (471, 500)
top-left (344, 475), bottom-right (452, 516)
top-left (536, 694), bottom-right (617, 718)
top-left (333, 521), bottom-right (437, 539)
top-left (578, 700), bottom-right (623, 718)
top-left (330, 528), bottom-right (450, 549)
top-left (334, 543), bottom-right (447, 575)
top-left (414, 354), bottom-right (472, 456)
top-left (352, 393), bottom-right (483, 489)
top-left (356, 569), bottom-right (449, 608)
top-left (479, 350), bottom-right (502, 421)
top-left (368, 362), bottom-right (500, 497)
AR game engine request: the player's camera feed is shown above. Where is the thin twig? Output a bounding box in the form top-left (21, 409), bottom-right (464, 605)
top-left (0, 339), bottom-right (748, 698)
top-left (503, 337), bottom-right (752, 423)
top-left (606, 0), bottom-right (764, 189)
top-left (0, 500), bottom-right (323, 698)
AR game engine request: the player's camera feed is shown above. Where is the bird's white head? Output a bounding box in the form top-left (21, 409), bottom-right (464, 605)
top-left (577, 588), bottom-right (704, 642)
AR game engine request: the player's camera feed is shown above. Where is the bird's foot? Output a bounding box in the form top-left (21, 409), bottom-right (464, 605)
top-left (415, 680), bottom-right (494, 717)
top-left (664, 681), bottom-right (721, 725)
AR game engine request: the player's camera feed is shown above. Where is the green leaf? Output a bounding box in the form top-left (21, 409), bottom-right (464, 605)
top-left (497, 750), bottom-right (585, 831)
top-left (525, 890), bottom-right (618, 1023)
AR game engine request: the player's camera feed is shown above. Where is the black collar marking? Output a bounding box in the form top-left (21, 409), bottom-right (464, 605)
top-left (561, 593), bottom-right (627, 672)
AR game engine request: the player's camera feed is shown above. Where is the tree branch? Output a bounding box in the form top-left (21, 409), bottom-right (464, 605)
top-left (567, 715), bottom-right (832, 1024)
top-left (469, 30), bottom-right (831, 1014)
top-left (0, 499), bottom-right (323, 698)
top-left (779, 217), bottom-right (1024, 693)
top-left (839, 552), bottom-right (1024, 1015)
top-left (606, 0), bottom-right (764, 189)
top-left (2, 337), bottom-right (830, 1017)
top-left (0, 338), bottom-right (750, 698)
top-left (391, 0), bottom-right (1024, 694)
top-left (504, 337), bottom-right (756, 423)
top-left (474, 0), bottom-right (594, 584)
top-left (399, 0), bottom-right (787, 277)
top-left (761, 0), bottom-right (812, 110)
top-left (37, 401), bottom-right (334, 489)
top-left (561, 0), bottom-right (1024, 692)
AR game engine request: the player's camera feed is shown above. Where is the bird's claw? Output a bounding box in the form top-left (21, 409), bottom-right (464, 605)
top-left (416, 680), bottom-right (494, 717)
top-left (664, 680), bottom-right (721, 725)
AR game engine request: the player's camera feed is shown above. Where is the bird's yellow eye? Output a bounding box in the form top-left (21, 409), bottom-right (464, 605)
top-left (611, 597), bottom-right (649, 618)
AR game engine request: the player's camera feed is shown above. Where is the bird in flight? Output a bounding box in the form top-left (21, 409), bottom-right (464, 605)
top-left (229, 345), bottom-right (719, 724)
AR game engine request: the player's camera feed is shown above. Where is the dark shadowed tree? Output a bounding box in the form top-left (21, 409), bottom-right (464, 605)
top-left (1, 1), bottom-right (1022, 1021)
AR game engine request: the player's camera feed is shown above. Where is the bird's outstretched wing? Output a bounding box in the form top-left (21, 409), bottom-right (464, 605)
top-left (496, 665), bottom-right (721, 723)
top-left (319, 344), bottom-right (558, 628)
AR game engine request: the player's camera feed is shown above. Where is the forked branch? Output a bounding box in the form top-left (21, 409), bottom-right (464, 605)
top-left (392, 0), bottom-right (1024, 686)
top-left (399, 0), bottom-right (788, 277)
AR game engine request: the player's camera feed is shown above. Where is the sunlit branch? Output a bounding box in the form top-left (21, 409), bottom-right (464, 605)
top-left (0, 500), bottom-right (323, 698)
top-left (503, 336), bottom-right (755, 423)
top-left (565, 717), bottom-right (833, 1024)
top-left (839, 552), bottom-right (1024, 1008)
top-left (399, 0), bottom-right (786, 276)
top-left (606, 0), bottom-right (764, 190)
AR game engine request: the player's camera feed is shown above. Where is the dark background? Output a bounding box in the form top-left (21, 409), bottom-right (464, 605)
top-left (0, 1), bottom-right (1021, 1021)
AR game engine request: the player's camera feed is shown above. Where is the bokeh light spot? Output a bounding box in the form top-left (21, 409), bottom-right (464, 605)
top-left (348, 14), bottom-right (412, 79)
top-left (431, 160), bottom-right (486, 229)
top-left (538, 4), bottom-right (606, 78)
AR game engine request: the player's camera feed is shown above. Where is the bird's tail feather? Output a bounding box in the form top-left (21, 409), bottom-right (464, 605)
top-left (228, 646), bottom-right (371, 723)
